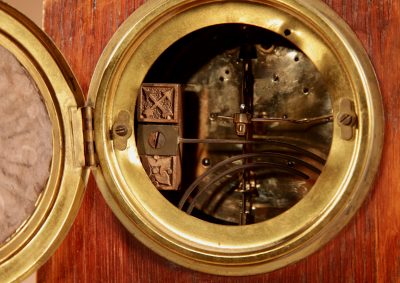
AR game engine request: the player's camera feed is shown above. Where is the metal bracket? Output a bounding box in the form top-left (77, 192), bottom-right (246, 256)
top-left (111, 110), bottom-right (133, 151)
top-left (337, 98), bottom-right (357, 140)
top-left (137, 83), bottom-right (182, 191)
top-left (137, 124), bottom-right (179, 156)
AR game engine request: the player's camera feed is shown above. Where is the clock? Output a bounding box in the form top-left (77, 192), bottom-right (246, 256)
top-left (0, 0), bottom-right (384, 281)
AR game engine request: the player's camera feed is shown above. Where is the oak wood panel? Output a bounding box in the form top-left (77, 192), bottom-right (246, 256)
top-left (39, 0), bottom-right (400, 282)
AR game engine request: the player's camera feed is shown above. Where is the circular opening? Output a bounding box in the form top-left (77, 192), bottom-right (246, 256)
top-left (136, 24), bottom-right (333, 226)
top-left (284, 29), bottom-right (291, 36)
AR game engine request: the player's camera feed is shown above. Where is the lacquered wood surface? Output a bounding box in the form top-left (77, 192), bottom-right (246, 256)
top-left (39, 1), bottom-right (400, 282)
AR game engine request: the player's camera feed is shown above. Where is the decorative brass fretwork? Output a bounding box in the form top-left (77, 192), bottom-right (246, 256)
top-left (138, 84), bottom-right (180, 123)
top-left (137, 84), bottom-right (182, 190)
top-left (141, 155), bottom-right (180, 190)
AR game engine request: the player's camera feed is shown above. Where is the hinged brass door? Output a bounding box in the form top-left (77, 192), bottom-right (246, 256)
top-left (0, 3), bottom-right (88, 282)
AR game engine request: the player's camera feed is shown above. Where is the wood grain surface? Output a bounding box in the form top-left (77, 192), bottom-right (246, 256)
top-left (39, 0), bottom-right (400, 282)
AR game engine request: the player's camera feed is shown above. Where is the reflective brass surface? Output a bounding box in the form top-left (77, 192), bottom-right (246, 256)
top-left (0, 3), bottom-right (88, 282)
top-left (90, 0), bottom-right (383, 275)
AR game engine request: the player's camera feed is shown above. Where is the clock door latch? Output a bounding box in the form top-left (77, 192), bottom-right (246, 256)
top-left (337, 98), bottom-right (358, 141)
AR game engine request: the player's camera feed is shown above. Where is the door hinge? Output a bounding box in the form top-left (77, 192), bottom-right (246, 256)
top-left (82, 106), bottom-right (97, 167)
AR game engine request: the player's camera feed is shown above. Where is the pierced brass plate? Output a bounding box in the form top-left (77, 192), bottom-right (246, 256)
top-left (89, 0), bottom-right (383, 275)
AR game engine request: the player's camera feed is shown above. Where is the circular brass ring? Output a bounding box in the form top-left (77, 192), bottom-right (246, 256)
top-left (0, 4), bottom-right (88, 282)
top-left (89, 0), bottom-right (384, 275)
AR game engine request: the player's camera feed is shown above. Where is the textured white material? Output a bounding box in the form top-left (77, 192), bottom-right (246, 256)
top-left (0, 45), bottom-right (52, 244)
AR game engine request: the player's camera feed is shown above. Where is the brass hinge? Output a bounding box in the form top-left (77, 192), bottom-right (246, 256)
top-left (82, 106), bottom-right (97, 167)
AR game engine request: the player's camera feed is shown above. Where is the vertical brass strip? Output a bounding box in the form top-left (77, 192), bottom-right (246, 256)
top-left (69, 107), bottom-right (85, 167)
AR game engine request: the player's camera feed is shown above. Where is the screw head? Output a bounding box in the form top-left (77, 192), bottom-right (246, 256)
top-left (339, 113), bottom-right (354, 126)
top-left (148, 131), bottom-right (166, 149)
top-left (115, 125), bottom-right (128, 136)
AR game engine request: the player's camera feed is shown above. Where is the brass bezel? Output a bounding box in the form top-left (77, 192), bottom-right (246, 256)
top-left (89, 0), bottom-right (384, 276)
top-left (0, 3), bottom-right (88, 282)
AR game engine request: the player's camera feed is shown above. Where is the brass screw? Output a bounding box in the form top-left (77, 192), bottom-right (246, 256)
top-left (115, 125), bottom-right (128, 137)
top-left (148, 131), bottom-right (166, 149)
top-left (338, 113), bottom-right (354, 126)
